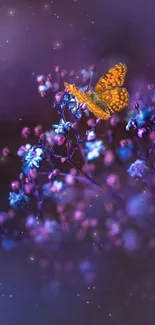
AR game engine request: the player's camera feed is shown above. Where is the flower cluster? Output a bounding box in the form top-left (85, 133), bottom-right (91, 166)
top-left (2, 64), bottom-right (155, 271)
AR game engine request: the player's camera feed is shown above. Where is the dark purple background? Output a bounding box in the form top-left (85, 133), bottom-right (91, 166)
top-left (1, 0), bottom-right (155, 324)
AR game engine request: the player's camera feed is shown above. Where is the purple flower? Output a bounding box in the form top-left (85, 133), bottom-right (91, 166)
top-left (127, 159), bottom-right (148, 178)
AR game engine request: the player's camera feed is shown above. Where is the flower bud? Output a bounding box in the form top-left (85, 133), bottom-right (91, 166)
top-left (110, 115), bottom-right (119, 126)
top-left (71, 122), bottom-right (78, 129)
top-left (11, 180), bottom-right (20, 191)
top-left (87, 118), bottom-right (95, 127)
top-left (34, 125), bottom-right (43, 136)
top-left (138, 128), bottom-right (146, 138)
top-left (47, 74), bottom-right (52, 82)
top-left (2, 147), bottom-right (10, 157)
top-left (48, 169), bottom-right (59, 179)
top-left (61, 69), bottom-right (67, 78)
top-left (55, 92), bottom-right (63, 103)
top-left (81, 103), bottom-right (87, 111)
top-left (55, 66), bottom-right (61, 73)
top-left (19, 173), bottom-right (24, 180)
top-left (28, 168), bottom-right (37, 179)
top-left (69, 70), bottom-right (75, 76)
top-left (39, 133), bottom-right (45, 140)
top-left (36, 75), bottom-right (45, 85)
top-left (21, 127), bottom-right (31, 138)
top-left (24, 183), bottom-right (33, 194)
top-left (133, 102), bottom-right (139, 110)
top-left (55, 135), bottom-right (66, 146)
top-left (120, 139), bottom-right (128, 147)
top-left (61, 157), bottom-right (67, 163)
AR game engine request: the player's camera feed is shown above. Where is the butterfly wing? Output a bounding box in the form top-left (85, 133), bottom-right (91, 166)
top-left (100, 87), bottom-right (129, 113)
top-left (94, 63), bottom-right (127, 96)
top-left (64, 83), bottom-right (88, 103)
top-left (64, 82), bottom-right (110, 119)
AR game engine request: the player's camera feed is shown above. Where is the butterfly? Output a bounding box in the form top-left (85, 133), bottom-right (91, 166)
top-left (64, 63), bottom-right (129, 120)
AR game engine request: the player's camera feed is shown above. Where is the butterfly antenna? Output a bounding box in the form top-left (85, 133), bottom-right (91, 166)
top-left (88, 71), bottom-right (93, 91)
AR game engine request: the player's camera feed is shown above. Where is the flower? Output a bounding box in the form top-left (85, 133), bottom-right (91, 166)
top-left (116, 142), bottom-right (134, 162)
top-left (86, 130), bottom-right (96, 141)
top-left (126, 107), bottom-right (154, 131)
top-left (43, 180), bottom-right (71, 202)
top-left (9, 190), bottom-right (30, 209)
top-left (127, 159), bottom-right (148, 178)
top-left (85, 140), bottom-right (105, 161)
top-left (22, 146), bottom-right (44, 175)
top-left (53, 119), bottom-right (72, 135)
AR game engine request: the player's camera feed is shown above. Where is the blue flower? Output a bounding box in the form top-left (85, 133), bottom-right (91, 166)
top-left (127, 194), bottom-right (149, 218)
top-left (127, 159), bottom-right (148, 178)
top-left (126, 107), bottom-right (154, 131)
top-left (22, 146), bottom-right (44, 175)
top-left (59, 92), bottom-right (76, 109)
top-left (53, 119), bottom-right (72, 135)
top-left (116, 143), bottom-right (134, 162)
top-left (43, 180), bottom-right (72, 202)
top-left (70, 106), bottom-right (82, 119)
top-left (9, 190), bottom-right (30, 209)
top-left (2, 238), bottom-right (18, 251)
top-left (85, 140), bottom-right (105, 161)
top-left (122, 230), bottom-right (140, 251)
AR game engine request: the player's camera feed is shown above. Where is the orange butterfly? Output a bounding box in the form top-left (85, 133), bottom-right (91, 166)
top-left (64, 63), bottom-right (129, 120)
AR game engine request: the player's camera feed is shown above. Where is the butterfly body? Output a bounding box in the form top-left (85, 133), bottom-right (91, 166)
top-left (64, 63), bottom-right (129, 120)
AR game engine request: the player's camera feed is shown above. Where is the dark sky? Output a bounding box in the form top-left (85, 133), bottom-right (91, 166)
top-left (1, 0), bottom-right (155, 324)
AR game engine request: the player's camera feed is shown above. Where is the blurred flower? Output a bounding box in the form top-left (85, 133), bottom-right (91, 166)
top-left (2, 238), bottom-right (18, 251)
top-left (116, 141), bottom-right (134, 162)
top-left (122, 230), bottom-right (140, 251)
top-left (85, 140), bottom-right (105, 161)
top-left (43, 180), bottom-right (69, 202)
top-left (104, 150), bottom-right (114, 166)
top-left (53, 119), bottom-right (72, 135)
top-left (106, 174), bottom-right (120, 190)
top-left (38, 80), bottom-right (52, 94)
top-left (128, 159), bottom-right (148, 178)
top-left (45, 130), bottom-right (55, 146)
top-left (25, 215), bottom-right (37, 228)
top-left (127, 194), bottom-right (149, 218)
